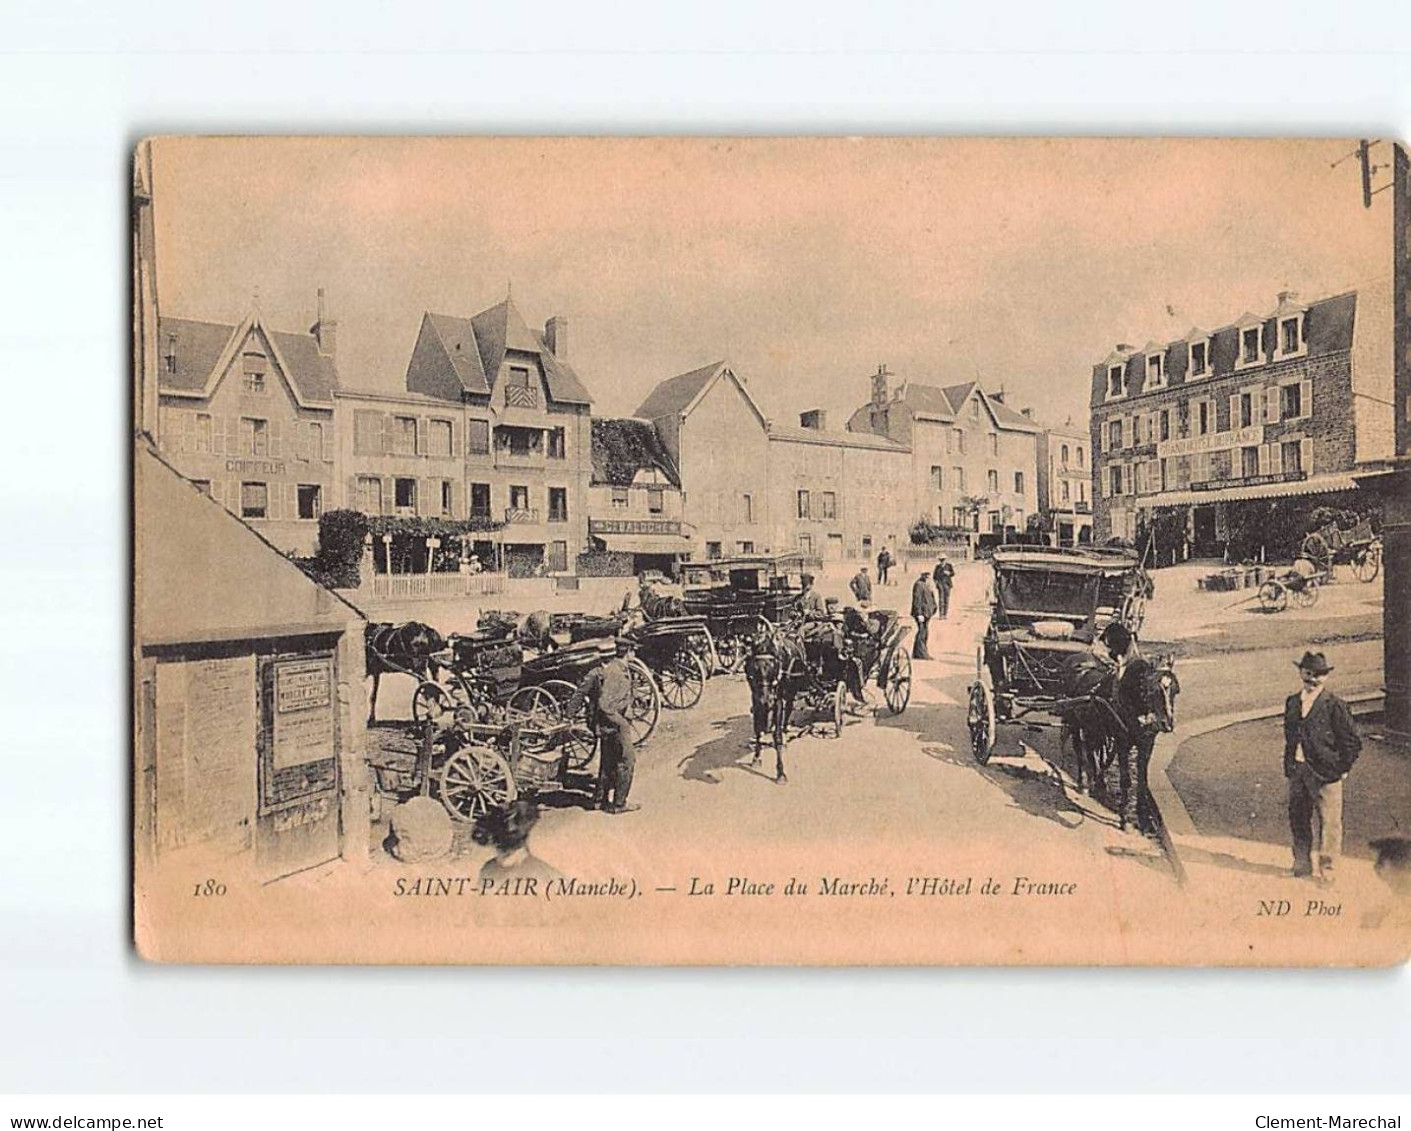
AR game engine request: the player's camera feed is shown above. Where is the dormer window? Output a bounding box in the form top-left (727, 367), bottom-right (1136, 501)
top-left (1108, 366), bottom-right (1124, 398)
top-left (1241, 328), bottom-right (1260, 364)
top-left (1271, 291), bottom-right (1309, 360)
top-left (1102, 348), bottom-right (1132, 401)
top-left (1190, 340), bottom-right (1208, 377)
top-left (1146, 353), bottom-right (1164, 388)
top-left (1233, 313), bottom-right (1266, 372)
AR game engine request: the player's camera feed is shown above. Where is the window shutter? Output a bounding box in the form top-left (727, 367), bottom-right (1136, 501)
top-left (1300, 378), bottom-right (1312, 419)
top-left (1270, 442), bottom-right (1283, 476)
top-left (451, 420), bottom-right (461, 458)
top-left (419, 477), bottom-right (435, 517)
top-left (416, 417), bottom-right (428, 456)
top-left (1257, 444), bottom-right (1271, 476)
top-left (380, 415), bottom-right (391, 454)
top-left (1228, 394), bottom-right (1240, 433)
top-left (323, 422), bottom-right (334, 462)
top-left (347, 476), bottom-right (359, 512)
top-left (1301, 438), bottom-right (1314, 477)
top-left (450, 479), bottom-right (463, 520)
top-left (382, 476), bottom-right (393, 515)
top-left (1265, 386), bottom-right (1280, 424)
top-left (268, 418), bottom-right (282, 458)
top-left (287, 483), bottom-right (299, 519)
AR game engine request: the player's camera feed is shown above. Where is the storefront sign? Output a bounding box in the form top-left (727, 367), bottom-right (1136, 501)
top-left (588, 518), bottom-right (682, 536)
top-left (1188, 469), bottom-right (1308, 492)
top-left (225, 458), bottom-right (287, 475)
top-left (1157, 425), bottom-right (1263, 460)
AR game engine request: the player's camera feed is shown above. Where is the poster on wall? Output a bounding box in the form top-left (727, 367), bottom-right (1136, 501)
top-left (133, 137), bottom-right (1411, 965)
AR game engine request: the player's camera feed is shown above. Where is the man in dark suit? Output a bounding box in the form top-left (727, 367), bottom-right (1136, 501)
top-left (911, 571), bottom-right (937, 660)
top-left (1283, 651), bottom-right (1361, 882)
top-left (932, 555), bottom-right (955, 619)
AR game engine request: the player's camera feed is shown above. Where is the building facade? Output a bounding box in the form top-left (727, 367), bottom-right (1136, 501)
top-left (1090, 289), bottom-right (1393, 552)
top-left (847, 365), bottom-right (1041, 538)
top-left (635, 361), bottom-right (772, 560)
top-left (337, 296), bottom-right (594, 575)
top-left (154, 298), bottom-right (341, 555)
top-left (1036, 419), bottom-right (1093, 546)
top-left (587, 417), bottom-right (688, 574)
top-left (766, 410), bottom-right (911, 561)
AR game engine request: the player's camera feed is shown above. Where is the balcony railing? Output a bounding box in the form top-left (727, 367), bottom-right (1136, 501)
top-left (505, 506), bottom-right (540, 524)
top-left (495, 448), bottom-right (545, 467)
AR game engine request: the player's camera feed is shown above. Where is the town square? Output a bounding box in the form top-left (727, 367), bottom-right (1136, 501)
top-left (131, 137), bottom-right (1411, 964)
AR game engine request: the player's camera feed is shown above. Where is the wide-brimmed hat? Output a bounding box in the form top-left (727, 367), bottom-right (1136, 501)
top-left (1294, 651), bottom-right (1333, 675)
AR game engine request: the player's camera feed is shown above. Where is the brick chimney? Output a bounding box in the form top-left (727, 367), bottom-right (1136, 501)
top-left (870, 363), bottom-right (892, 407)
top-left (991, 386), bottom-right (1006, 404)
top-left (310, 287), bottom-right (337, 359)
top-left (800, 408), bottom-right (827, 430)
top-left (545, 315), bottom-right (567, 359)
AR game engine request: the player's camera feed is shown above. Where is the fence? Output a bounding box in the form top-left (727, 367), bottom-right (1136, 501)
top-left (364, 571), bottom-right (507, 601)
top-left (900, 538), bottom-right (973, 563)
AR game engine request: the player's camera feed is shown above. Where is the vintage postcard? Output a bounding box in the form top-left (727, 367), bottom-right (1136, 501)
top-left (133, 137), bottom-right (1411, 964)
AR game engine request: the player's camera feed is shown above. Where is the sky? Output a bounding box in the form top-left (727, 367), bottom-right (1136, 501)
top-left (151, 137), bottom-right (1393, 428)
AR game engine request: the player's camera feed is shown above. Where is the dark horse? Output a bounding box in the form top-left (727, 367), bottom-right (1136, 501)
top-left (365, 621), bottom-right (447, 723)
top-left (1063, 653), bottom-right (1179, 834)
top-left (742, 625), bottom-right (808, 783)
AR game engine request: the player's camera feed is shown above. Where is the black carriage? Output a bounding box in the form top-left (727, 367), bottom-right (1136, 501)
top-left (681, 554), bottom-right (807, 672)
top-left (967, 546), bottom-right (1152, 765)
top-left (1301, 518), bottom-right (1381, 583)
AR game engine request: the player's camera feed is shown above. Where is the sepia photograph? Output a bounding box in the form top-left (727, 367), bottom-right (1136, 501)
top-left (131, 136), bottom-right (1411, 965)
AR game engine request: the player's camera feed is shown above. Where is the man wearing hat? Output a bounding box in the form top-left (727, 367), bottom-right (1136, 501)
top-left (932, 554), bottom-right (955, 619)
top-left (849, 564), bottom-right (873, 608)
top-left (911, 568), bottom-right (938, 660)
top-left (798, 573), bottom-right (829, 620)
top-left (568, 637), bottom-right (641, 814)
top-left (1283, 651), bottom-right (1361, 882)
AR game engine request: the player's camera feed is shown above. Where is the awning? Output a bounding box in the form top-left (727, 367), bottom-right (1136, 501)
top-left (594, 533), bottom-right (691, 555)
top-left (1138, 473), bottom-right (1359, 508)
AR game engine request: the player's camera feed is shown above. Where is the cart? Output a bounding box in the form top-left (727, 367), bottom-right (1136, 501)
top-left (1255, 560), bottom-right (1325, 613)
top-left (1302, 519), bottom-right (1382, 583)
top-left (681, 554), bottom-right (807, 672)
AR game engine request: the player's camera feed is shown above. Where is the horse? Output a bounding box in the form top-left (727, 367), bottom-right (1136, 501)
top-left (742, 624), bottom-right (808, 783)
top-left (1063, 651), bottom-right (1179, 833)
top-left (365, 621), bottom-right (447, 723)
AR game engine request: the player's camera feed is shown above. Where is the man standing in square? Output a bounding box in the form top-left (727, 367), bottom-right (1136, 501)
top-left (932, 554), bottom-right (955, 619)
top-left (1283, 651), bottom-right (1361, 883)
top-left (911, 569), bottom-right (937, 660)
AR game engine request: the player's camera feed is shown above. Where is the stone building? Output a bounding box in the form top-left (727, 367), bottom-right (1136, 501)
top-left (634, 361), bottom-right (772, 560)
top-left (153, 294), bottom-right (341, 555)
top-left (337, 295), bottom-right (594, 575)
top-left (586, 417), bottom-right (688, 575)
top-left (847, 365), bottom-right (1041, 538)
top-left (1089, 288), bottom-right (1394, 553)
top-left (766, 409), bottom-right (911, 562)
top-left (1036, 418), bottom-right (1093, 546)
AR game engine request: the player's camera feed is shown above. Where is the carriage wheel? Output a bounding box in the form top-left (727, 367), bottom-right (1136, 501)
top-left (541, 679), bottom-right (597, 769)
top-left (967, 683), bottom-right (995, 765)
top-left (831, 682), bottom-right (847, 738)
top-left (659, 648), bottom-right (707, 710)
top-left (438, 743), bottom-right (517, 822)
top-left (1292, 580), bottom-right (1320, 609)
top-left (713, 633), bottom-right (743, 674)
top-left (1257, 581), bottom-right (1289, 614)
top-left (883, 650), bottom-right (912, 714)
top-left (411, 681), bottom-right (455, 727)
top-left (506, 685), bottom-right (562, 755)
top-left (1302, 533), bottom-right (1332, 578)
top-left (625, 657), bottom-right (661, 745)
top-left (1353, 546), bottom-right (1381, 583)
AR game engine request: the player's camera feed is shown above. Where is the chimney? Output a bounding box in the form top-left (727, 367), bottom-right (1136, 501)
top-left (800, 409), bottom-right (827, 431)
top-left (871, 363), bottom-right (891, 407)
top-left (1020, 407), bottom-right (1033, 419)
top-left (545, 315), bottom-right (567, 359)
top-left (1116, 342), bottom-right (1133, 353)
top-left (1277, 290), bottom-right (1299, 306)
top-left (991, 386), bottom-right (1006, 404)
top-left (310, 287), bottom-right (337, 359)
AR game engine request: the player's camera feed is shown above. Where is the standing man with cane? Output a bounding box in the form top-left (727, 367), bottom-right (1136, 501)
top-left (932, 553), bottom-right (955, 619)
top-left (911, 568), bottom-right (937, 660)
top-left (569, 636), bottom-right (642, 815)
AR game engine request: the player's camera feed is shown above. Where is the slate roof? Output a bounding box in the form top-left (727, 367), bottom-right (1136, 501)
top-left (591, 418), bottom-right (681, 487)
top-left (157, 315), bottom-right (339, 404)
top-left (634, 361), bottom-right (725, 420)
top-left (767, 423), bottom-right (909, 451)
top-left (413, 297), bottom-right (593, 405)
top-left (1088, 290), bottom-right (1358, 409)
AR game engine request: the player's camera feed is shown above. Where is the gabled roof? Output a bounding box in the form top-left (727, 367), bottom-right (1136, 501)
top-left (408, 298), bottom-right (593, 405)
top-left (888, 379), bottom-right (1039, 432)
top-left (425, 312), bottom-right (490, 393)
top-left (634, 361), bottom-right (769, 428)
top-left (157, 314), bottom-right (338, 406)
top-left (591, 418), bottom-right (681, 487)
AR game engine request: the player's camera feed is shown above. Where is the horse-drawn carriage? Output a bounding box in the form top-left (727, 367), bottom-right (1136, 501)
top-left (966, 547), bottom-right (1177, 828)
top-left (1301, 518), bottom-right (1381, 583)
top-left (1256, 559), bottom-right (1324, 613)
top-left (681, 554), bottom-right (808, 672)
top-left (558, 606), bottom-right (716, 708)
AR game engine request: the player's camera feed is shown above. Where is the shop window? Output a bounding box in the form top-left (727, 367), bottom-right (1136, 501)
top-left (611, 487), bottom-right (629, 509)
top-left (428, 419), bottom-right (452, 457)
top-left (395, 477), bottom-right (417, 512)
top-left (648, 488), bottom-right (664, 515)
top-left (548, 487), bottom-right (568, 522)
top-left (297, 484), bottom-right (322, 520)
top-left (467, 419), bottom-right (490, 455)
top-left (240, 481), bottom-right (268, 519)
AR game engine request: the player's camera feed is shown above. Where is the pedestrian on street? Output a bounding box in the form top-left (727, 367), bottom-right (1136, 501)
top-left (473, 798), bottom-right (562, 885)
top-left (849, 564), bottom-right (873, 608)
top-left (1283, 651), bottom-right (1361, 883)
top-left (568, 637), bottom-right (642, 814)
top-left (932, 554), bottom-right (955, 619)
top-left (876, 548), bottom-right (889, 586)
top-left (911, 570), bottom-right (938, 660)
